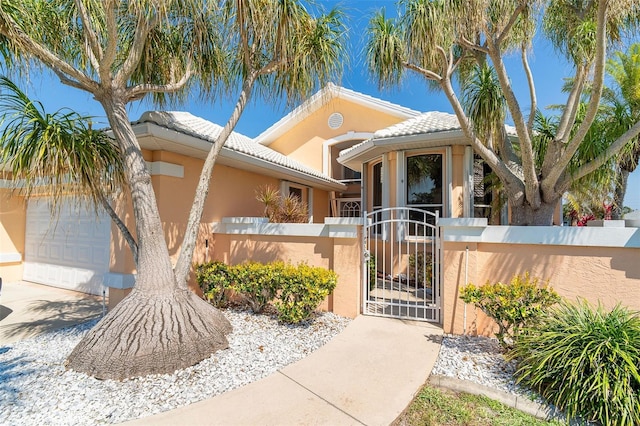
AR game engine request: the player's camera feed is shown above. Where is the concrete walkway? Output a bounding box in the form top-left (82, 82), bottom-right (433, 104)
top-left (0, 280), bottom-right (104, 344)
top-left (127, 316), bottom-right (443, 426)
top-left (1, 281), bottom-right (444, 425)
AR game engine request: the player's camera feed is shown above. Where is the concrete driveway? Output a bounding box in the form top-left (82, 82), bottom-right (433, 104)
top-left (0, 281), bottom-right (104, 344)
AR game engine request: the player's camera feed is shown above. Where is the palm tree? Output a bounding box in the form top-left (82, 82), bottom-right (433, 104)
top-left (0, 77), bottom-right (139, 263)
top-left (604, 43), bottom-right (640, 218)
top-left (0, 0), bottom-right (345, 380)
top-left (365, 0), bottom-right (640, 225)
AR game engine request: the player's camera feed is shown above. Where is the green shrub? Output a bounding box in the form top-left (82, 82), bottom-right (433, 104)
top-left (408, 251), bottom-right (432, 287)
top-left (274, 263), bottom-right (337, 324)
top-left (233, 261), bottom-right (285, 313)
top-left (196, 261), bottom-right (233, 308)
top-left (459, 273), bottom-right (561, 348)
top-left (196, 260), bottom-right (338, 324)
top-left (368, 253), bottom-right (377, 291)
top-left (510, 301), bottom-right (640, 426)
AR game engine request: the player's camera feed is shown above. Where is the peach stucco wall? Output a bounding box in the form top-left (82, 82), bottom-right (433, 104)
top-left (0, 188), bottom-right (26, 283)
top-left (109, 149), bottom-right (332, 291)
top-left (211, 231), bottom-right (362, 318)
top-left (441, 231), bottom-right (640, 336)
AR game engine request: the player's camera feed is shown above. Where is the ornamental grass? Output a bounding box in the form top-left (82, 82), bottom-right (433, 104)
top-left (509, 300), bottom-right (640, 426)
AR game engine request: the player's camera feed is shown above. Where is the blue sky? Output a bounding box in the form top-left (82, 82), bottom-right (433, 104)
top-left (15, 0), bottom-right (640, 210)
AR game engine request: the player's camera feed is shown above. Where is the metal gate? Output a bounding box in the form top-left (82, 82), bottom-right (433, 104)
top-left (362, 207), bottom-right (441, 322)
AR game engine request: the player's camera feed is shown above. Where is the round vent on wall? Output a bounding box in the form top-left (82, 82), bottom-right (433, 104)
top-left (328, 112), bottom-right (344, 129)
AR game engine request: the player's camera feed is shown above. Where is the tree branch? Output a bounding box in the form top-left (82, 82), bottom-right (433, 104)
top-left (542, 0), bottom-right (608, 194)
top-left (486, 37), bottom-right (540, 208)
top-left (555, 65), bottom-right (587, 143)
top-left (404, 62), bottom-right (442, 81)
top-left (540, 66), bottom-right (586, 181)
top-left (101, 0), bottom-right (119, 82)
top-left (53, 69), bottom-right (95, 92)
top-left (73, 0), bottom-right (103, 72)
top-left (257, 58), bottom-right (283, 76)
top-left (459, 36), bottom-right (489, 55)
top-left (114, 14), bottom-right (156, 87)
top-left (173, 71), bottom-right (258, 287)
top-left (238, 0), bottom-right (252, 69)
top-left (558, 119), bottom-right (640, 192)
top-left (0, 12), bottom-right (97, 91)
top-left (496, 2), bottom-right (527, 46)
top-left (125, 64), bottom-right (193, 102)
top-left (99, 193), bottom-right (138, 266)
top-left (440, 74), bottom-right (526, 203)
top-left (522, 45), bottom-right (537, 134)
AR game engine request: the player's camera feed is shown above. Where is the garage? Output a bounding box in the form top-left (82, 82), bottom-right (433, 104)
top-left (23, 197), bottom-right (111, 295)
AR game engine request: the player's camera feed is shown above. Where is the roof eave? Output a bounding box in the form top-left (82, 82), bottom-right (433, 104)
top-left (338, 130), bottom-right (468, 170)
top-left (132, 122), bottom-right (346, 192)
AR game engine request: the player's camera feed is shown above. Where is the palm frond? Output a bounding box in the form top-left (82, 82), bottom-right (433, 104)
top-left (462, 63), bottom-right (506, 150)
top-left (0, 76), bottom-right (126, 215)
top-left (365, 9), bottom-right (405, 89)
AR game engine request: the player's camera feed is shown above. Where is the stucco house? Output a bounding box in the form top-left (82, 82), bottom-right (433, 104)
top-left (2, 84), bottom-right (453, 292)
top-left (2, 84), bottom-right (636, 335)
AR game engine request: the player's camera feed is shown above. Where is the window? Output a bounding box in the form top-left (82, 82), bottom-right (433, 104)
top-left (281, 182), bottom-right (311, 222)
top-left (330, 139), bottom-right (365, 183)
top-left (342, 166), bottom-right (361, 182)
top-left (372, 162), bottom-right (382, 211)
top-left (289, 186), bottom-right (303, 201)
top-left (406, 154), bottom-right (443, 225)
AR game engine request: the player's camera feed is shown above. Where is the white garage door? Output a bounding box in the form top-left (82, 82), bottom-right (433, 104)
top-left (23, 197), bottom-right (111, 295)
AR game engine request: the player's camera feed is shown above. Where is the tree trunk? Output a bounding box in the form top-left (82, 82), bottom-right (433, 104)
top-left (66, 96), bottom-right (232, 380)
top-left (510, 199), bottom-right (558, 226)
top-left (611, 169), bottom-right (629, 220)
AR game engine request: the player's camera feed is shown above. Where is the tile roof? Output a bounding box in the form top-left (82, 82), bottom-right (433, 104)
top-left (340, 111), bottom-right (518, 158)
top-left (373, 110), bottom-right (519, 140)
top-left (373, 111), bottom-right (462, 139)
top-left (136, 111), bottom-right (341, 185)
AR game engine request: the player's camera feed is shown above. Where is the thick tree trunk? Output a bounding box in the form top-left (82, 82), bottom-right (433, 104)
top-left (510, 199), bottom-right (558, 226)
top-left (66, 96), bottom-right (232, 380)
top-left (66, 289), bottom-right (231, 380)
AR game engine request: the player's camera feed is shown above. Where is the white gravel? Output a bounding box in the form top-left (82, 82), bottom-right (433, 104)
top-left (432, 335), bottom-right (571, 421)
top-left (431, 334), bottom-right (523, 394)
top-left (0, 308), bottom-right (351, 425)
top-left (2, 315), bottom-right (556, 425)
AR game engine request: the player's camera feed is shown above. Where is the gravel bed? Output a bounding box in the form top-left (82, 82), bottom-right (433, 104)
top-left (2, 317), bottom-right (559, 425)
top-left (432, 334), bottom-right (572, 421)
top-left (431, 334), bottom-right (523, 394)
top-left (0, 308), bottom-right (351, 425)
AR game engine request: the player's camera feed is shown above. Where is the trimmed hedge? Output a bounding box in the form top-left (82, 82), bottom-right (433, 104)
top-left (233, 261), bottom-right (284, 313)
top-left (196, 261), bottom-right (233, 308)
top-left (274, 263), bottom-right (338, 323)
top-left (196, 260), bottom-right (337, 324)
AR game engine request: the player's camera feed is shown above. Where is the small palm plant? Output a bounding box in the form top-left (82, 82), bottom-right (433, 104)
top-left (256, 185), bottom-right (308, 223)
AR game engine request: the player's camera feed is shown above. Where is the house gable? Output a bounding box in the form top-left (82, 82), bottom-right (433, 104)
top-left (256, 83), bottom-right (419, 147)
top-left (258, 87), bottom-right (420, 178)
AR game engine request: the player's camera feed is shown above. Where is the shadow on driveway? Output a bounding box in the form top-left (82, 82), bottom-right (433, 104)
top-left (0, 297), bottom-right (103, 343)
top-left (0, 305), bottom-right (13, 322)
